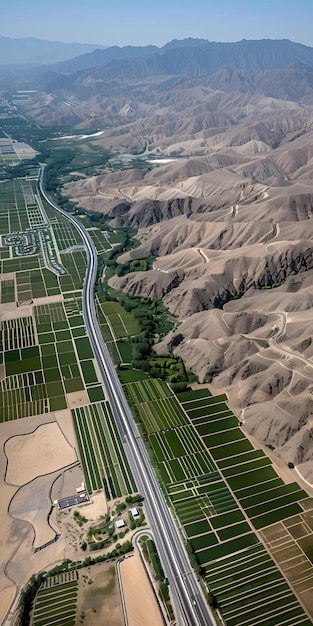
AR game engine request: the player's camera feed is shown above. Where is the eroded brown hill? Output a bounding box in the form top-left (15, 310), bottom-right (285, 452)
top-left (54, 65), bottom-right (313, 475)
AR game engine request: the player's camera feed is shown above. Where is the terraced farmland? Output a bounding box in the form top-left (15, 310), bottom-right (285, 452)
top-left (72, 401), bottom-right (136, 498)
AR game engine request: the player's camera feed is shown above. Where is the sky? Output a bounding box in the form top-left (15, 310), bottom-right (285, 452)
top-left (1, 0), bottom-right (312, 48)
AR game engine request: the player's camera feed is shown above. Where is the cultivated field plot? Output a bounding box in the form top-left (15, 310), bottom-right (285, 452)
top-left (87, 227), bottom-right (112, 253)
top-left (36, 302), bottom-right (87, 390)
top-left (0, 298), bottom-right (96, 420)
top-left (1, 255), bottom-right (40, 277)
top-left (170, 388), bottom-right (312, 623)
top-left (72, 401), bottom-right (136, 497)
top-left (173, 479), bottom-right (239, 524)
top-left (0, 277), bottom-right (15, 304)
top-left (177, 388), bottom-right (213, 402)
top-left (133, 395), bottom-right (188, 434)
top-left (33, 574), bottom-right (78, 626)
top-left (150, 426), bottom-right (220, 486)
top-left (160, 450), bottom-right (217, 483)
top-left (52, 220), bottom-right (84, 251)
top-left (59, 251), bottom-right (87, 292)
top-left (182, 393), bottom-right (228, 414)
top-left (0, 316), bottom-right (35, 351)
top-left (128, 380), bottom-right (262, 612)
top-left (125, 378), bottom-right (173, 405)
top-left (88, 297), bottom-right (139, 367)
top-left (125, 378), bottom-right (188, 435)
top-left (0, 176), bottom-right (100, 416)
top-left (180, 389), bottom-right (309, 530)
top-left (0, 139), bottom-right (20, 165)
top-left (99, 300), bottom-right (140, 338)
top-left (205, 543), bottom-right (312, 626)
top-left (63, 296), bottom-right (100, 392)
top-left (0, 341), bottom-right (56, 420)
top-left (150, 426), bottom-right (207, 461)
top-left (260, 507), bottom-right (313, 617)
top-left (16, 267), bottom-right (60, 301)
top-left (0, 178), bottom-right (88, 297)
top-left (0, 179), bottom-right (39, 235)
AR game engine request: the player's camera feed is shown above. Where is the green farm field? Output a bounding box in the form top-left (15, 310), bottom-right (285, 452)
top-left (87, 227), bottom-right (112, 253)
top-left (72, 401), bottom-right (136, 497)
top-left (133, 395), bottom-right (188, 433)
top-left (124, 384), bottom-right (313, 625)
top-left (125, 378), bottom-right (172, 405)
top-left (33, 577), bottom-right (78, 626)
top-left (0, 295), bottom-right (102, 420)
top-left (100, 300), bottom-right (140, 337)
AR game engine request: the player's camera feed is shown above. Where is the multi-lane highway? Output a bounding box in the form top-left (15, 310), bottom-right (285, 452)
top-left (39, 165), bottom-right (216, 626)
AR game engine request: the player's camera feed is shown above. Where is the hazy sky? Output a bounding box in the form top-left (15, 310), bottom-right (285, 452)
top-left (1, 0), bottom-right (312, 48)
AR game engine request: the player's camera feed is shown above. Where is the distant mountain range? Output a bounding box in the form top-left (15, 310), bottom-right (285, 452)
top-left (2, 37), bottom-right (313, 112)
top-left (2, 36), bottom-right (313, 74)
top-left (0, 36), bottom-right (107, 65)
top-left (3, 37), bottom-right (313, 130)
top-left (49, 37), bottom-right (313, 76)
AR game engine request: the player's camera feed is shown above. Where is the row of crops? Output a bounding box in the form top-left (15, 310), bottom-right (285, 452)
top-left (122, 380), bottom-right (312, 625)
top-left (32, 575), bottom-right (78, 626)
top-left (72, 401), bottom-right (136, 497)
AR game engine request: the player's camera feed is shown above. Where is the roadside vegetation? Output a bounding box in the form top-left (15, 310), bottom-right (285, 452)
top-left (140, 536), bottom-right (174, 620)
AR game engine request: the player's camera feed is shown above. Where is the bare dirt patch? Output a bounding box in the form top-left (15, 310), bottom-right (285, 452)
top-left (67, 390), bottom-right (90, 409)
top-left (55, 408), bottom-right (78, 448)
top-left (81, 492), bottom-right (107, 520)
top-left (0, 586), bottom-right (16, 625)
top-left (76, 562), bottom-right (123, 626)
top-left (120, 553), bottom-right (163, 626)
top-left (5, 422), bottom-right (77, 485)
top-left (0, 415), bottom-right (83, 622)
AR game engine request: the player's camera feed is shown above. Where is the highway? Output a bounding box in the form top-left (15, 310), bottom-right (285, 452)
top-left (39, 166), bottom-right (216, 626)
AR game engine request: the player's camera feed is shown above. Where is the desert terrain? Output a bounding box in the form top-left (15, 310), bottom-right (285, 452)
top-left (76, 561), bottom-right (123, 626)
top-left (119, 553), bottom-right (164, 626)
top-left (0, 410), bottom-right (81, 623)
top-left (58, 94), bottom-right (313, 477)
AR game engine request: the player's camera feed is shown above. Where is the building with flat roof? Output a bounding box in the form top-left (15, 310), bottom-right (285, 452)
top-left (116, 519), bottom-right (126, 529)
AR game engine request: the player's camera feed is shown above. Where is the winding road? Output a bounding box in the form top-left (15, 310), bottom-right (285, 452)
top-left (268, 311), bottom-right (313, 369)
top-left (39, 166), bottom-right (215, 626)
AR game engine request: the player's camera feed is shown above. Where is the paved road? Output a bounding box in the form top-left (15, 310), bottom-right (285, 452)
top-left (39, 166), bottom-right (216, 626)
